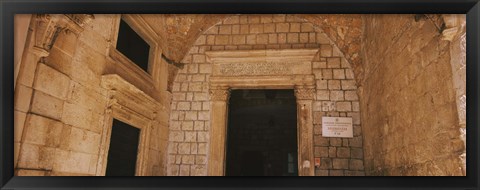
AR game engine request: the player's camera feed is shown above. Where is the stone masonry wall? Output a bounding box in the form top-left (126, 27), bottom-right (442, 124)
top-left (360, 15), bottom-right (465, 176)
top-left (14, 14), bottom-right (168, 176)
top-left (168, 14), bottom-right (365, 176)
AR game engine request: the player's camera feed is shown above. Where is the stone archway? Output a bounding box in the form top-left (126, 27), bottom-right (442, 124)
top-left (205, 49), bottom-right (318, 176)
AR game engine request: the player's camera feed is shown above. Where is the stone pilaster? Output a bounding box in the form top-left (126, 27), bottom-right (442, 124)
top-left (207, 87), bottom-right (230, 176)
top-left (294, 85), bottom-right (315, 176)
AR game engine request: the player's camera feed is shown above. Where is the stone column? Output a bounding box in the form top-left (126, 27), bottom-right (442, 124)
top-left (207, 87), bottom-right (230, 176)
top-left (294, 85), bottom-right (315, 176)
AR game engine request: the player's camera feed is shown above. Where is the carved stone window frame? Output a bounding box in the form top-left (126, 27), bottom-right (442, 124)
top-left (97, 74), bottom-right (160, 176)
top-left (205, 49), bottom-right (318, 176)
top-left (106, 14), bottom-right (167, 94)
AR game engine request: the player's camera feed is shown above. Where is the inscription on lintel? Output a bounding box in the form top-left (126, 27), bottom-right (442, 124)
top-left (213, 61), bottom-right (311, 76)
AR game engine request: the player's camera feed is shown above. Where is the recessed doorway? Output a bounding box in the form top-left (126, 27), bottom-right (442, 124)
top-left (225, 89), bottom-right (298, 176)
top-left (105, 119), bottom-right (141, 176)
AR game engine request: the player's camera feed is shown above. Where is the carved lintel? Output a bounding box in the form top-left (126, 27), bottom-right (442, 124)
top-left (209, 87), bottom-right (230, 102)
top-left (32, 14), bottom-right (94, 54)
top-left (294, 86), bottom-right (316, 100)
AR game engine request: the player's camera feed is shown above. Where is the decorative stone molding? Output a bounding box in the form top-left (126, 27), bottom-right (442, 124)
top-left (32, 14), bottom-right (94, 55)
top-left (294, 86), bottom-right (316, 100)
top-left (209, 88), bottom-right (230, 102)
top-left (441, 14), bottom-right (465, 41)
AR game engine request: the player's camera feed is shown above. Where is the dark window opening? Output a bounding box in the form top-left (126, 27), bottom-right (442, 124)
top-left (105, 119), bottom-right (140, 176)
top-left (116, 19), bottom-right (150, 73)
top-left (225, 89), bottom-right (298, 176)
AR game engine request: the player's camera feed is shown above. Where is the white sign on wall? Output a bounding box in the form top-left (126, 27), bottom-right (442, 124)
top-left (322, 117), bottom-right (353, 138)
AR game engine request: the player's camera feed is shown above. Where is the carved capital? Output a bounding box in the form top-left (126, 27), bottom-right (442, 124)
top-left (209, 88), bottom-right (230, 102)
top-left (32, 14), bottom-right (94, 54)
top-left (294, 86), bottom-right (315, 100)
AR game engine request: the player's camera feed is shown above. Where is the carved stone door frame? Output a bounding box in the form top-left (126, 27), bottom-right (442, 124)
top-left (205, 49), bottom-right (318, 176)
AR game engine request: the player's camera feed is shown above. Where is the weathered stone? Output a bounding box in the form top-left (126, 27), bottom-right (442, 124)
top-left (30, 91), bottom-right (64, 120)
top-left (333, 158), bottom-right (349, 169)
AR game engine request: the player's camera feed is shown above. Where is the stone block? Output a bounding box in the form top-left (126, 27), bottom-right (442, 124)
top-left (185, 111), bottom-right (197, 120)
top-left (224, 16), bottom-right (239, 24)
top-left (170, 131), bottom-right (184, 142)
top-left (301, 23), bottom-right (314, 32)
top-left (313, 61), bottom-right (327, 69)
top-left (351, 148), bottom-right (364, 159)
top-left (246, 34), bottom-right (256, 45)
top-left (341, 80), bottom-right (356, 90)
top-left (194, 93), bottom-right (208, 101)
top-left (264, 23), bottom-right (275, 33)
top-left (313, 111), bottom-right (323, 124)
top-left (299, 33), bottom-right (309, 43)
top-left (349, 136), bottom-right (363, 147)
top-left (319, 158), bottom-right (332, 169)
top-left (206, 35), bottom-right (215, 45)
top-left (290, 23), bottom-right (300, 32)
top-left (231, 25), bottom-right (240, 34)
top-left (192, 55), bottom-right (206, 63)
top-left (321, 69), bottom-right (333, 79)
top-left (345, 91), bottom-right (359, 101)
top-left (185, 132), bottom-right (197, 142)
top-left (317, 33), bottom-right (331, 44)
top-left (215, 35), bottom-right (230, 45)
top-left (178, 143), bottom-right (191, 154)
top-left (316, 90), bottom-right (329, 101)
top-left (330, 91), bottom-right (344, 101)
top-left (14, 111), bottom-right (27, 142)
top-left (257, 34), bottom-right (269, 44)
top-left (16, 169), bottom-right (46, 176)
top-left (333, 69), bottom-right (346, 79)
top-left (330, 138), bottom-right (343, 146)
top-left (320, 45), bottom-right (333, 57)
top-left (194, 121), bottom-right (204, 131)
top-left (327, 58), bottom-right (341, 68)
top-left (17, 143), bottom-right (55, 170)
top-left (188, 82), bottom-right (202, 92)
top-left (337, 147), bottom-right (351, 158)
top-left (177, 102), bottom-right (191, 111)
top-left (345, 171), bottom-right (365, 176)
top-left (316, 79), bottom-right (328, 89)
top-left (191, 102), bottom-right (202, 111)
top-left (336, 102), bottom-right (352, 112)
top-left (315, 169), bottom-right (329, 176)
top-left (199, 64), bottom-right (212, 74)
top-left (309, 33), bottom-right (317, 43)
top-left (34, 63), bottom-right (70, 100)
top-left (328, 80), bottom-right (341, 90)
top-left (287, 33), bottom-right (299, 43)
top-left (190, 143), bottom-right (198, 154)
top-left (179, 165), bottom-right (190, 176)
top-left (219, 25), bottom-right (232, 34)
top-left (348, 112), bottom-right (361, 125)
top-left (198, 143), bottom-right (207, 154)
top-left (197, 132), bottom-right (209, 142)
top-left (349, 159), bottom-right (364, 170)
top-left (278, 33), bottom-right (287, 43)
top-left (328, 147), bottom-right (336, 157)
top-left (249, 24), bottom-right (263, 34)
top-left (53, 149), bottom-right (92, 174)
top-left (240, 25), bottom-right (249, 34)
top-left (232, 35), bottom-right (246, 45)
top-left (314, 135), bottom-right (329, 146)
top-left (333, 158), bottom-right (349, 169)
top-left (24, 114), bottom-right (63, 147)
top-left (65, 126), bottom-right (101, 154)
top-left (315, 147), bottom-right (328, 157)
top-left (192, 74), bottom-right (205, 82)
top-left (14, 84), bottom-right (33, 112)
top-left (195, 35), bottom-right (206, 45)
top-left (167, 164), bottom-right (179, 176)
top-left (345, 69), bottom-right (355, 79)
top-left (31, 90), bottom-right (64, 120)
top-left (330, 170), bottom-right (345, 176)
top-left (181, 121), bottom-right (194, 131)
top-left (313, 102), bottom-right (322, 111)
top-left (260, 15), bottom-right (273, 23)
top-left (273, 14), bottom-right (286, 22)
top-left (202, 102), bottom-right (210, 110)
top-left (196, 155), bottom-right (207, 165)
top-left (276, 23), bottom-right (289, 32)
top-left (248, 15), bottom-right (260, 23)
top-left (198, 111), bottom-right (210, 121)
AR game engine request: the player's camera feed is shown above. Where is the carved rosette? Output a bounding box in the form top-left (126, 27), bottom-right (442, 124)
top-left (209, 88), bottom-right (230, 102)
top-left (294, 86), bottom-right (315, 100)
